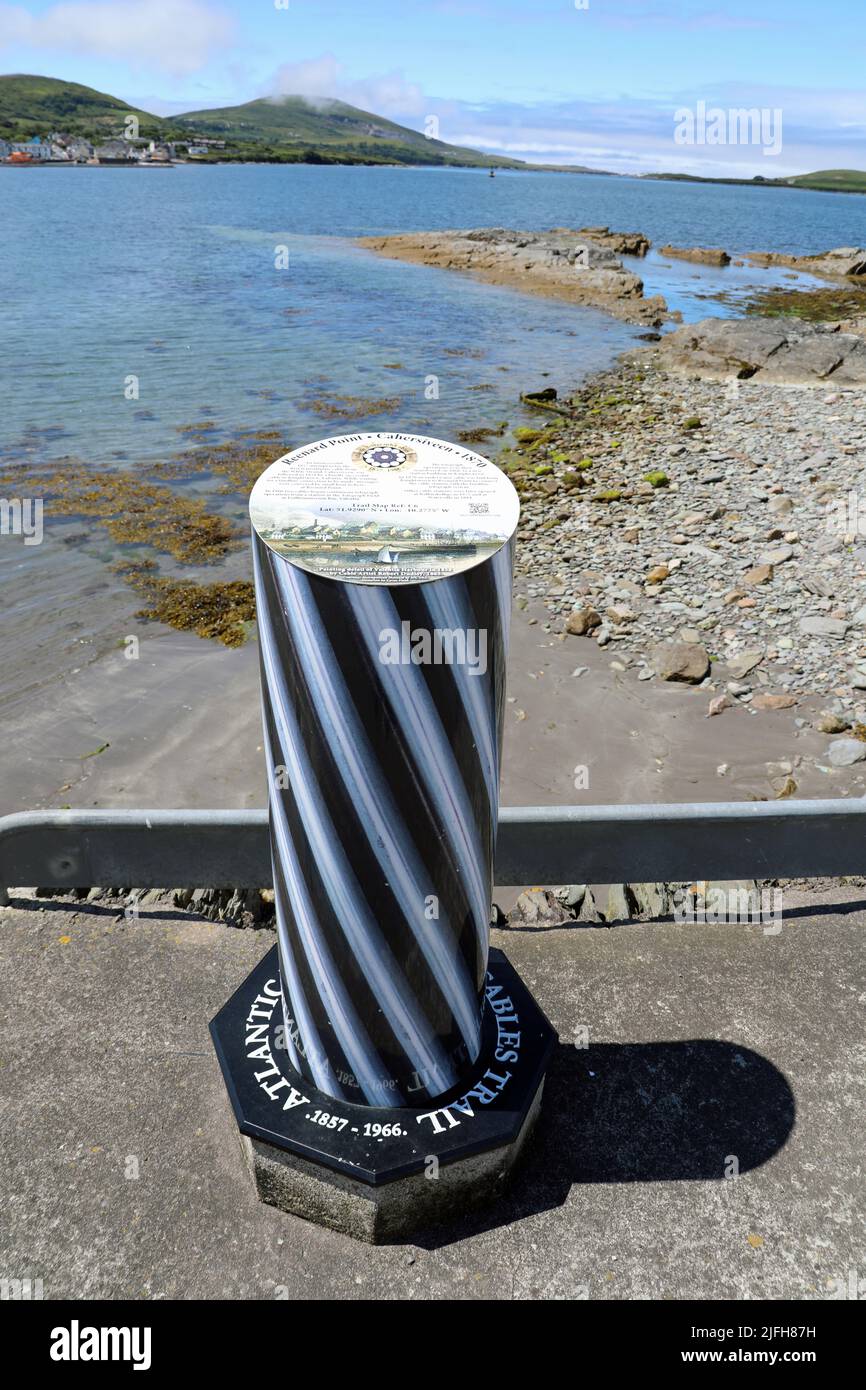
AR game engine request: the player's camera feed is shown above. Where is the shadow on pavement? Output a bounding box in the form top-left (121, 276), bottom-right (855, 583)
top-left (414, 1038), bottom-right (795, 1249)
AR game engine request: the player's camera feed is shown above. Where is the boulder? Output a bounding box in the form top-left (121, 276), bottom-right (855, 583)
top-left (606, 884), bottom-right (638, 922)
top-left (759, 545), bottom-right (793, 566)
top-left (507, 888), bottom-right (575, 928)
top-left (520, 387), bottom-right (558, 408)
top-left (578, 226), bottom-right (651, 257)
top-left (768, 495), bottom-right (794, 516)
top-left (553, 884), bottom-right (587, 909)
top-left (577, 887), bottom-right (603, 924)
top-left (566, 606), bottom-right (602, 636)
top-left (646, 564), bottom-right (670, 584)
top-left (653, 316), bottom-right (866, 386)
top-left (660, 244), bottom-right (731, 266)
top-left (606, 604), bottom-right (635, 625)
top-left (743, 563), bottom-right (774, 586)
top-left (651, 642), bottom-right (711, 683)
top-left (799, 615), bottom-right (848, 638)
top-left (747, 246), bottom-right (866, 279)
top-left (629, 882), bottom-right (671, 918)
top-left (751, 693), bottom-right (798, 711)
top-left (816, 714), bottom-right (850, 734)
top-left (828, 738), bottom-right (866, 767)
top-left (726, 649), bottom-right (764, 679)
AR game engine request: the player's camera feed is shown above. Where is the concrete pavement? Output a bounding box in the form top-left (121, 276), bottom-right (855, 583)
top-left (1, 888), bottom-right (863, 1300)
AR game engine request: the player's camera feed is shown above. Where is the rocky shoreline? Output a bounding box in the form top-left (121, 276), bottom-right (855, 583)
top-left (5, 225), bottom-right (866, 849)
top-left (503, 354), bottom-right (866, 769)
top-left (361, 227), bottom-right (866, 384)
top-left (358, 226), bottom-right (669, 325)
top-left (654, 316), bottom-right (866, 386)
top-left (8, 342), bottom-right (866, 922)
top-left (358, 225), bottom-right (866, 746)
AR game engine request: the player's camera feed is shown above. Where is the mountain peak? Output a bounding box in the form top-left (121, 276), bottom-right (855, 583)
top-left (0, 73), bottom-right (517, 168)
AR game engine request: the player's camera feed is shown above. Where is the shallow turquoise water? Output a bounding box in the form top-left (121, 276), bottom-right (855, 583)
top-left (0, 162), bottom-right (862, 737)
top-left (1, 164), bottom-right (859, 464)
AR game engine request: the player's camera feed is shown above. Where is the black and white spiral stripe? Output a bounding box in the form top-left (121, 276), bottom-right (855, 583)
top-left (252, 532), bottom-right (512, 1108)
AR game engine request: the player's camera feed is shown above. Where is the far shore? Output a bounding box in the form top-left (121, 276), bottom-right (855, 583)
top-left (0, 160), bottom-right (174, 168)
top-left (2, 160), bottom-right (865, 193)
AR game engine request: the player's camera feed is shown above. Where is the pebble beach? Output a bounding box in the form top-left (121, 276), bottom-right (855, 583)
top-left (513, 358), bottom-right (866, 732)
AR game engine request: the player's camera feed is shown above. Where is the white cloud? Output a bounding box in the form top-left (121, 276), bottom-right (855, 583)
top-left (0, 0), bottom-right (235, 77)
top-left (267, 54), bottom-right (426, 119)
top-left (433, 81), bottom-right (866, 176)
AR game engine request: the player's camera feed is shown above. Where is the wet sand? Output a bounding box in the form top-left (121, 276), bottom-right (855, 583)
top-left (2, 594), bottom-right (859, 820)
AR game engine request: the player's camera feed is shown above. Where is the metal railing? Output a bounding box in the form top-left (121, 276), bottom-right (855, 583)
top-left (1, 799), bottom-right (864, 904)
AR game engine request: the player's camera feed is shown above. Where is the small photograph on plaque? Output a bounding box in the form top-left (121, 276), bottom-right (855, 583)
top-left (249, 431), bottom-right (520, 585)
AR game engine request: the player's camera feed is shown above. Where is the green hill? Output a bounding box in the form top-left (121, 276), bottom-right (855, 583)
top-left (172, 94), bottom-right (519, 167)
top-left (0, 73), bottom-right (161, 139)
top-left (0, 73), bottom-right (519, 167)
top-left (786, 169), bottom-right (866, 193)
top-left (644, 167), bottom-right (866, 196)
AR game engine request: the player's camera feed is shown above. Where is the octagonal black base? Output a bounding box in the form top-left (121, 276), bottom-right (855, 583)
top-left (210, 946), bottom-right (556, 1189)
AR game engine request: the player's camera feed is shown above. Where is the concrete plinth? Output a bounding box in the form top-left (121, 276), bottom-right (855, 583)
top-left (243, 1080), bottom-right (544, 1243)
top-left (210, 944), bottom-right (556, 1240)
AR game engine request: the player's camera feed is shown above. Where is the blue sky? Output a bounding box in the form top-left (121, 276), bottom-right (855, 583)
top-left (1, 0), bottom-right (864, 175)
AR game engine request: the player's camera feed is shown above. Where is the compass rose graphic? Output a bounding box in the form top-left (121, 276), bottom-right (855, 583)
top-left (362, 446), bottom-right (407, 469)
top-left (351, 440), bottom-right (418, 472)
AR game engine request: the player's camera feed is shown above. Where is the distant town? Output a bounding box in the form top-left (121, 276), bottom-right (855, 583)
top-left (259, 518), bottom-right (499, 549)
top-left (0, 131), bottom-right (225, 165)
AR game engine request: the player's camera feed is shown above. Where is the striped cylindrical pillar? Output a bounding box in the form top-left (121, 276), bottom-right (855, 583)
top-left (249, 432), bottom-right (519, 1110)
